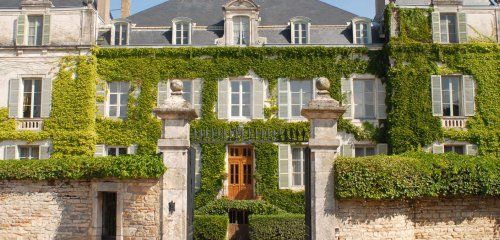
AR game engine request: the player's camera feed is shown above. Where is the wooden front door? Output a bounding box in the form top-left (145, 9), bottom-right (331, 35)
top-left (228, 146), bottom-right (253, 200)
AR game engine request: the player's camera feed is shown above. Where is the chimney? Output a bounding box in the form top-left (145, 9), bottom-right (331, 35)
top-left (121, 0), bottom-right (131, 19)
top-left (97, 0), bottom-right (111, 24)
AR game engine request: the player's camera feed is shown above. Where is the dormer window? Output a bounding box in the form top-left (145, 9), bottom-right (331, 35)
top-left (172, 17), bottom-right (193, 45)
top-left (352, 18), bottom-right (372, 45)
top-left (114, 22), bottom-right (129, 46)
top-left (290, 17), bottom-right (311, 45)
top-left (233, 16), bottom-right (250, 46)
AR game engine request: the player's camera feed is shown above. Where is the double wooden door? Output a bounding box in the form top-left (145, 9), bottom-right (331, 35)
top-left (228, 146), bottom-right (254, 200)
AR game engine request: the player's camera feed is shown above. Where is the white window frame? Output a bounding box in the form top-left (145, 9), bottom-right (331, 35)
top-left (233, 16), bottom-right (250, 46)
top-left (107, 82), bottom-right (129, 119)
top-left (440, 13), bottom-right (458, 44)
top-left (444, 144), bottom-right (465, 155)
top-left (279, 145), bottom-right (306, 190)
top-left (353, 79), bottom-right (376, 120)
top-left (113, 22), bottom-right (129, 46)
top-left (290, 17), bottom-right (311, 45)
top-left (229, 79), bottom-right (252, 119)
top-left (172, 17), bottom-right (193, 45)
top-left (18, 145), bottom-right (40, 160)
top-left (354, 145), bottom-right (377, 158)
top-left (441, 75), bottom-right (463, 117)
top-left (106, 146), bottom-right (129, 156)
top-left (27, 15), bottom-right (43, 46)
top-left (352, 18), bottom-right (372, 45)
top-left (279, 79), bottom-right (314, 120)
top-left (21, 78), bottom-right (42, 119)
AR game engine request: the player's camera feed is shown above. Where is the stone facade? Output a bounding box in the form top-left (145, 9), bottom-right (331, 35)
top-left (0, 179), bottom-right (161, 240)
top-left (337, 197), bottom-right (500, 240)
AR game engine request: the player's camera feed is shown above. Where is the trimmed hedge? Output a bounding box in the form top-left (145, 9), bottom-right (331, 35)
top-left (195, 199), bottom-right (286, 215)
top-left (0, 155), bottom-right (166, 180)
top-left (249, 214), bottom-right (305, 240)
top-left (194, 215), bottom-right (228, 240)
top-left (335, 152), bottom-right (500, 200)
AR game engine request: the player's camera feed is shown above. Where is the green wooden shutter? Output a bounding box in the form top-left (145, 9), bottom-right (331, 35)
top-left (39, 146), bottom-right (51, 159)
top-left (278, 78), bottom-right (289, 119)
top-left (94, 145), bottom-right (106, 157)
top-left (376, 80), bottom-right (387, 119)
top-left (16, 15), bottom-right (26, 45)
top-left (252, 78), bottom-right (264, 119)
top-left (462, 75), bottom-right (475, 117)
top-left (342, 144), bottom-right (354, 157)
top-left (377, 144), bottom-right (388, 155)
top-left (4, 146), bottom-right (16, 160)
top-left (431, 75), bottom-right (443, 116)
top-left (341, 78), bottom-right (353, 119)
top-left (432, 144), bottom-right (444, 154)
top-left (278, 145), bottom-right (290, 189)
top-left (458, 12), bottom-right (467, 43)
top-left (41, 77), bottom-right (53, 118)
top-left (157, 81), bottom-right (170, 107)
top-left (8, 78), bottom-right (20, 118)
top-left (42, 15), bottom-right (51, 45)
top-left (432, 12), bottom-right (441, 43)
top-left (465, 144), bottom-right (478, 156)
top-left (217, 79), bottom-right (229, 119)
top-left (193, 79), bottom-right (203, 117)
top-left (96, 82), bottom-right (107, 117)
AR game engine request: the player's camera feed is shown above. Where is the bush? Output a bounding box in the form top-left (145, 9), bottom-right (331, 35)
top-left (0, 155), bottom-right (166, 180)
top-left (194, 215), bottom-right (228, 240)
top-left (249, 214), bottom-right (305, 240)
top-left (335, 152), bottom-right (500, 199)
top-left (263, 189), bottom-right (305, 214)
top-left (195, 198), bottom-right (286, 215)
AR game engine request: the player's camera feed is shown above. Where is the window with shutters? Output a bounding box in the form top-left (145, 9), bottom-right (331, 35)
top-left (291, 147), bottom-right (305, 187)
top-left (114, 22), bottom-right (129, 46)
top-left (172, 18), bottom-right (192, 45)
top-left (353, 79), bottom-right (376, 119)
top-left (355, 146), bottom-right (376, 157)
top-left (233, 16), bottom-right (250, 46)
top-left (279, 145), bottom-right (306, 189)
top-left (290, 17), bottom-right (311, 45)
top-left (108, 82), bottom-right (129, 119)
top-left (182, 80), bottom-right (193, 104)
top-left (432, 75), bottom-right (476, 124)
top-left (19, 146), bottom-right (40, 160)
top-left (27, 15), bottom-right (43, 46)
top-left (342, 76), bottom-right (386, 121)
top-left (440, 13), bottom-right (458, 43)
top-left (278, 79), bottom-right (313, 120)
top-left (442, 76), bottom-right (462, 116)
top-left (22, 79), bottom-right (42, 119)
top-left (444, 145), bottom-right (465, 155)
top-left (107, 147), bottom-right (128, 156)
top-left (352, 18), bottom-right (372, 45)
top-left (230, 80), bottom-right (252, 118)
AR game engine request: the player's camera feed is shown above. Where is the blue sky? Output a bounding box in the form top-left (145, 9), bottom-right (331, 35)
top-left (110, 0), bottom-right (375, 19)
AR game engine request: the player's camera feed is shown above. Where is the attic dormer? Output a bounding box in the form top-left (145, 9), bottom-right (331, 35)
top-left (217, 0), bottom-right (266, 46)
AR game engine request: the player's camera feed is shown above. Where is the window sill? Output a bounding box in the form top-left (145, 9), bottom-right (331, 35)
top-left (441, 116), bottom-right (468, 129)
top-left (349, 119), bottom-right (380, 128)
top-left (16, 118), bottom-right (43, 131)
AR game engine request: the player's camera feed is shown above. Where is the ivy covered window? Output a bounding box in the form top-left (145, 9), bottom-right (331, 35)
top-left (279, 145), bottom-right (306, 189)
top-left (233, 16), bottom-right (250, 46)
top-left (440, 14), bottom-right (458, 43)
top-left (107, 147), bottom-right (128, 156)
top-left (108, 82), bottom-right (130, 119)
top-left (353, 79), bottom-right (375, 119)
top-left (342, 77), bottom-right (386, 120)
top-left (172, 18), bottom-right (192, 45)
top-left (230, 80), bottom-right (251, 118)
top-left (290, 17), bottom-right (311, 45)
top-left (342, 144), bottom-right (388, 157)
top-left (355, 146), bottom-right (376, 157)
top-left (432, 143), bottom-right (477, 156)
top-left (432, 12), bottom-right (467, 43)
top-left (278, 79), bottom-right (314, 119)
top-left (444, 145), bottom-right (464, 155)
top-left (431, 75), bottom-right (475, 117)
top-left (442, 76), bottom-right (462, 116)
top-left (22, 79), bottom-right (42, 119)
top-left (19, 146), bottom-right (40, 160)
top-left (114, 22), bottom-right (129, 46)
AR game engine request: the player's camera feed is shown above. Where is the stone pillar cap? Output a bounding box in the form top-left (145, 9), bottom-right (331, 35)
top-left (153, 79), bottom-right (198, 120)
top-left (301, 77), bottom-right (346, 119)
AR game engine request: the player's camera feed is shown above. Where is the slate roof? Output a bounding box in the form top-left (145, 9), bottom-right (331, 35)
top-left (128, 0), bottom-right (357, 27)
top-left (0, 0), bottom-right (86, 8)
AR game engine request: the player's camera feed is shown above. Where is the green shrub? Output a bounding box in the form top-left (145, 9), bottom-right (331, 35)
top-left (249, 214), bottom-right (305, 240)
top-left (194, 215), bottom-right (228, 240)
top-left (195, 199), bottom-right (286, 215)
top-left (263, 189), bottom-right (305, 214)
top-left (335, 152), bottom-right (500, 199)
top-left (0, 155), bottom-right (165, 180)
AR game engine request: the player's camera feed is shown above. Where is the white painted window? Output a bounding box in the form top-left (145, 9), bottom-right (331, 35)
top-left (19, 146), bottom-right (40, 160)
top-left (108, 82), bottom-right (129, 119)
top-left (278, 79), bottom-right (313, 119)
top-left (294, 23), bottom-right (308, 44)
top-left (354, 146), bottom-right (376, 157)
top-left (355, 22), bottom-right (369, 44)
top-left (279, 145), bottom-right (306, 189)
top-left (291, 147), bottom-right (305, 187)
top-left (114, 22), bottom-right (129, 46)
top-left (22, 79), bottom-right (42, 119)
top-left (233, 16), bottom-right (250, 46)
top-left (27, 15), bottom-right (43, 46)
top-left (353, 79), bottom-right (376, 119)
top-left (230, 80), bottom-right (251, 118)
top-left (440, 13), bottom-right (458, 43)
top-left (182, 80), bottom-right (193, 104)
top-left (442, 76), bottom-right (462, 117)
top-left (175, 22), bottom-right (190, 45)
top-left (107, 147), bottom-right (128, 156)
top-left (444, 145), bottom-right (464, 155)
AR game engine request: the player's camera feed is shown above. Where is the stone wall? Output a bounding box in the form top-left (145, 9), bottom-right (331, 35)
top-left (337, 197), bottom-right (500, 240)
top-left (0, 179), bottom-right (161, 240)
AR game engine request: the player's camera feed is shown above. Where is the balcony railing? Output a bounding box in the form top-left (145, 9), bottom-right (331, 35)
top-left (442, 117), bottom-right (467, 129)
top-left (16, 119), bottom-right (44, 131)
top-left (191, 125), bottom-right (309, 144)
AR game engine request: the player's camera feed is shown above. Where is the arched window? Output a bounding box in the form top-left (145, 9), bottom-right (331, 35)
top-left (172, 17), bottom-right (193, 45)
top-left (290, 17), bottom-right (311, 45)
top-left (233, 16), bottom-right (250, 46)
top-left (352, 18), bottom-right (372, 45)
top-left (114, 22), bottom-right (129, 46)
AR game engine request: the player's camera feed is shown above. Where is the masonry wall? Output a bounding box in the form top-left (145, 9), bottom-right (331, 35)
top-left (0, 179), bottom-right (161, 240)
top-left (337, 197), bottom-right (500, 240)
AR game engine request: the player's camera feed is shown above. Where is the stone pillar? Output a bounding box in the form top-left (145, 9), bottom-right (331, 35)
top-left (154, 80), bottom-right (197, 240)
top-left (120, 0), bottom-right (131, 19)
top-left (302, 77), bottom-right (346, 240)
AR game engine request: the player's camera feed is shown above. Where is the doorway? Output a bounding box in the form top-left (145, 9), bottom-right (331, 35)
top-left (228, 146), bottom-right (254, 200)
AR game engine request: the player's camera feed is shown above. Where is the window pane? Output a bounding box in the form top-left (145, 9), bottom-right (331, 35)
top-left (292, 148), bottom-right (301, 160)
top-left (293, 173), bottom-right (302, 186)
top-left (120, 94), bottom-right (128, 105)
top-left (110, 94), bottom-right (117, 105)
top-left (231, 93), bottom-right (240, 104)
top-left (118, 148), bottom-right (128, 155)
top-left (231, 106), bottom-right (239, 117)
top-left (366, 147), bottom-right (376, 156)
top-left (355, 148), bottom-right (365, 157)
top-left (231, 81), bottom-right (239, 93)
top-left (109, 82), bottom-right (118, 93)
top-left (33, 106), bottom-right (41, 118)
top-left (109, 106), bottom-right (117, 117)
top-left (242, 105), bottom-right (251, 117)
top-left (242, 93), bottom-right (251, 105)
top-left (444, 146), bottom-right (453, 152)
top-left (108, 148), bottom-right (117, 156)
top-left (19, 147), bottom-right (29, 159)
top-left (242, 81), bottom-right (251, 92)
top-left (292, 105), bottom-right (301, 117)
top-left (119, 106), bottom-right (127, 117)
top-left (454, 146), bottom-right (464, 155)
top-left (31, 147), bottom-right (39, 159)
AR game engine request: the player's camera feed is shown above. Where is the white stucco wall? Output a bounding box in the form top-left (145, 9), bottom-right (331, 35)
top-left (465, 11), bottom-right (497, 41)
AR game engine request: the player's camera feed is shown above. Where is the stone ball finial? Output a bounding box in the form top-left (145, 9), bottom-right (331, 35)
top-left (170, 79), bottom-right (183, 93)
top-left (316, 77), bottom-right (330, 91)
